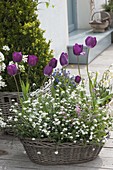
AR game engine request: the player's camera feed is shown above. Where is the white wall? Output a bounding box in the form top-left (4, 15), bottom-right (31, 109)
top-left (38, 0), bottom-right (68, 58)
top-left (94, 0), bottom-right (107, 11)
top-left (37, 0), bottom-right (107, 58)
top-left (77, 0), bottom-right (91, 29)
top-left (77, 0), bottom-right (107, 29)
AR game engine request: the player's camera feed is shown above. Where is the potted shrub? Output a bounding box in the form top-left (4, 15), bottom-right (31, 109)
top-left (102, 0), bottom-right (113, 12)
top-left (4, 36), bottom-right (113, 165)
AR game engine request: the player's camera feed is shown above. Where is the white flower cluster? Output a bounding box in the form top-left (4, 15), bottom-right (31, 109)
top-left (99, 65), bottom-right (113, 89)
top-left (18, 65), bottom-right (25, 72)
top-left (2, 45), bottom-right (10, 51)
top-left (0, 75), bottom-right (6, 89)
top-left (88, 65), bottom-right (113, 105)
top-left (22, 55), bottom-right (28, 63)
top-left (0, 109), bottom-right (6, 128)
top-left (0, 50), bottom-right (7, 89)
top-left (0, 62), bottom-right (6, 72)
top-left (8, 82), bottom-right (112, 144)
top-left (0, 52), bottom-right (5, 62)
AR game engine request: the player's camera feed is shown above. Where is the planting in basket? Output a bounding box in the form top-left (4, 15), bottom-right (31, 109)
top-left (0, 49), bottom-right (39, 134)
top-left (2, 36), bottom-right (113, 165)
top-left (0, 54), bottom-right (52, 135)
top-left (0, 0), bottom-right (53, 131)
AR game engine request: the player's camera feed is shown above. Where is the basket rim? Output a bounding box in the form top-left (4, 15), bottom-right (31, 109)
top-left (20, 137), bottom-right (104, 147)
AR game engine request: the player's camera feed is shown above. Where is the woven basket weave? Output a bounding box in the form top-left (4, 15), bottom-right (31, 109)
top-left (0, 92), bottom-right (22, 134)
top-left (0, 79), bottom-right (52, 118)
top-left (20, 138), bottom-right (103, 165)
top-left (0, 92), bottom-right (22, 117)
top-left (0, 83), bottom-right (51, 135)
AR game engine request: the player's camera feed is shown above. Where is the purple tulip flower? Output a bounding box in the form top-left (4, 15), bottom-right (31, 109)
top-left (59, 52), bottom-right (68, 67)
top-left (85, 36), bottom-right (97, 48)
top-left (12, 52), bottom-right (22, 62)
top-left (49, 58), bottom-right (57, 68)
top-left (44, 65), bottom-right (53, 76)
top-left (7, 64), bottom-right (18, 76)
top-left (73, 43), bottom-right (83, 55)
top-left (27, 55), bottom-right (38, 66)
top-left (75, 75), bottom-right (81, 83)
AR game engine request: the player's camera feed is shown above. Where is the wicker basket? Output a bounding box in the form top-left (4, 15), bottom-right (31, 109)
top-left (20, 138), bottom-right (103, 165)
top-left (0, 92), bottom-right (22, 117)
top-left (0, 83), bottom-right (51, 135)
top-left (89, 11), bottom-right (111, 32)
top-left (0, 92), bottom-right (22, 134)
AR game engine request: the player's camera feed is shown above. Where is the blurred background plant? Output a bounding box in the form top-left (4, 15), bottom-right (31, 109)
top-left (102, 0), bottom-right (113, 12)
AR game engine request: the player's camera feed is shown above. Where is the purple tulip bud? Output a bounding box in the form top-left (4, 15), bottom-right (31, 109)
top-left (7, 64), bottom-right (18, 76)
top-left (59, 52), bottom-right (68, 67)
top-left (73, 43), bottom-right (83, 55)
top-left (49, 58), bottom-right (57, 68)
top-left (75, 75), bottom-right (81, 83)
top-left (27, 55), bottom-right (38, 66)
top-left (12, 52), bottom-right (22, 62)
top-left (44, 65), bottom-right (53, 76)
top-left (85, 36), bottom-right (97, 48)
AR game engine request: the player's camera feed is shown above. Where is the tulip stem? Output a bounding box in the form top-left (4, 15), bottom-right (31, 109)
top-left (42, 76), bottom-right (47, 87)
top-left (86, 49), bottom-right (89, 78)
top-left (13, 75), bottom-right (21, 103)
top-left (27, 66), bottom-right (31, 83)
top-left (50, 75), bottom-right (53, 87)
top-left (86, 49), bottom-right (91, 93)
top-left (77, 55), bottom-right (81, 76)
top-left (86, 48), bottom-right (95, 109)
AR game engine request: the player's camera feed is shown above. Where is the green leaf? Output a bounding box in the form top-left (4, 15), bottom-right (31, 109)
top-left (93, 72), bottom-right (98, 87)
top-left (97, 94), bottom-right (113, 105)
top-left (20, 80), bottom-right (30, 100)
top-left (46, 2), bottom-right (49, 8)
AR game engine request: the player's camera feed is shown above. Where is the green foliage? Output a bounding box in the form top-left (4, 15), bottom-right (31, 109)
top-left (0, 0), bottom-right (53, 92)
top-left (102, 0), bottom-right (113, 12)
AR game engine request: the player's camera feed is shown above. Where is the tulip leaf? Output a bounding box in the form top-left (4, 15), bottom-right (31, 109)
top-left (20, 80), bottom-right (30, 100)
top-left (97, 94), bottom-right (113, 105)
